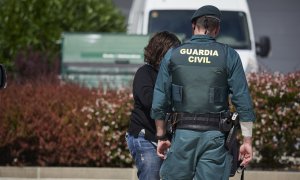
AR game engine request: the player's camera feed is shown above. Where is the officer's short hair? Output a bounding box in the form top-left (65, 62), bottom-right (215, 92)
top-left (195, 16), bottom-right (220, 32)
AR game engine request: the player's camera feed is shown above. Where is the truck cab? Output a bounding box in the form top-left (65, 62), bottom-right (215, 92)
top-left (128, 0), bottom-right (270, 72)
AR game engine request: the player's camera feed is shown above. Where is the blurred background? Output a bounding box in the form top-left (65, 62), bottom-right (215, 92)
top-left (113, 0), bottom-right (300, 73)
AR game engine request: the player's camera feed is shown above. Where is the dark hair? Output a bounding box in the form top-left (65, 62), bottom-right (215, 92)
top-left (144, 31), bottom-right (181, 68)
top-left (195, 16), bottom-right (220, 33)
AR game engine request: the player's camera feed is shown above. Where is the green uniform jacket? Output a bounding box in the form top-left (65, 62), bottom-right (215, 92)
top-left (150, 35), bottom-right (256, 122)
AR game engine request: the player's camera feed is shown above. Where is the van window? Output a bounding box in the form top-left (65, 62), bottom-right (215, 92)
top-left (148, 10), bottom-right (251, 49)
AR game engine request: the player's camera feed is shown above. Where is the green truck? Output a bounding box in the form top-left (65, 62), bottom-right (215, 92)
top-left (60, 33), bottom-right (151, 89)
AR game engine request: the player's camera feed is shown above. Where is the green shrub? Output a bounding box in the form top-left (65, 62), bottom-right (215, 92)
top-left (0, 78), bottom-right (133, 167)
top-left (248, 71), bottom-right (300, 170)
top-left (0, 0), bottom-right (126, 72)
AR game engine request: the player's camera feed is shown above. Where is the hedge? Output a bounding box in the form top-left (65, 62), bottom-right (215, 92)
top-left (0, 78), bottom-right (132, 167)
top-left (248, 72), bottom-right (300, 170)
top-left (0, 71), bottom-right (299, 170)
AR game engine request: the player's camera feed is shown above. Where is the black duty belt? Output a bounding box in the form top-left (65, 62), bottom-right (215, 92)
top-left (175, 112), bottom-right (229, 131)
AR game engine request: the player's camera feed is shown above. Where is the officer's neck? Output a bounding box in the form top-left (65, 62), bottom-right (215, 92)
top-left (193, 28), bottom-right (217, 38)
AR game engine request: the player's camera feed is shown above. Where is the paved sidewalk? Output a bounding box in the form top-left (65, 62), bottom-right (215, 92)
top-left (0, 167), bottom-right (138, 180)
top-left (1, 167), bottom-right (300, 180)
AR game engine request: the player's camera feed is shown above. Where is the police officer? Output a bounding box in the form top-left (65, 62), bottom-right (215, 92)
top-left (151, 5), bottom-right (255, 180)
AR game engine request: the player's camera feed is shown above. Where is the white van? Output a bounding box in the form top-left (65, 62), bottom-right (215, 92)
top-left (128, 0), bottom-right (270, 72)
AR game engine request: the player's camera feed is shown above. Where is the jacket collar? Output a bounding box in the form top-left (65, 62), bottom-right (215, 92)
top-left (190, 35), bottom-right (216, 42)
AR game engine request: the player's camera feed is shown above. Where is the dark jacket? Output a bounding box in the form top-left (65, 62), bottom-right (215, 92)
top-left (127, 64), bottom-right (158, 142)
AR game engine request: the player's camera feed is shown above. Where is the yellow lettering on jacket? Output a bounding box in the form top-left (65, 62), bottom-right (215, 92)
top-left (188, 56), bottom-right (211, 63)
top-left (180, 48), bottom-right (219, 56)
top-left (181, 48), bottom-right (217, 64)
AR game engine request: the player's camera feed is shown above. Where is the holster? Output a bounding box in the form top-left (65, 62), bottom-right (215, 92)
top-left (225, 112), bottom-right (242, 177)
top-left (225, 112), bottom-right (240, 150)
top-left (165, 113), bottom-right (177, 139)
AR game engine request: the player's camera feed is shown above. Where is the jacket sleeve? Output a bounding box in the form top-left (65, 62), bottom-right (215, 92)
top-left (150, 49), bottom-right (173, 120)
top-left (226, 48), bottom-right (256, 122)
top-left (132, 66), bottom-right (155, 110)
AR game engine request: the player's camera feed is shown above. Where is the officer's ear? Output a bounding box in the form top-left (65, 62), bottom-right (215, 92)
top-left (213, 25), bottom-right (221, 37)
top-left (192, 23), bottom-right (196, 35)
